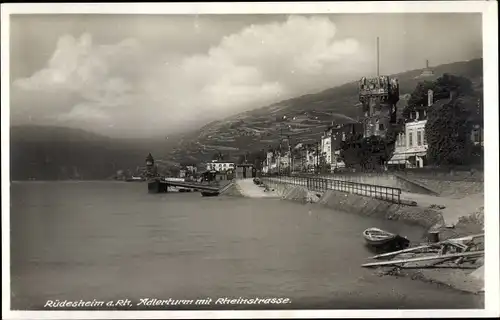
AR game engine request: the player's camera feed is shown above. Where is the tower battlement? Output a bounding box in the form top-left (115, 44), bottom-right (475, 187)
top-left (358, 76), bottom-right (400, 138)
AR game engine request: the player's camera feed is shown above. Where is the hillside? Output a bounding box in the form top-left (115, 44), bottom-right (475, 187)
top-left (10, 59), bottom-right (483, 179)
top-left (168, 58), bottom-right (483, 163)
top-left (10, 126), bottom-right (181, 180)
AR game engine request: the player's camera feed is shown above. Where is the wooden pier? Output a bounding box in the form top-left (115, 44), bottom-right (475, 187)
top-left (147, 178), bottom-right (221, 194)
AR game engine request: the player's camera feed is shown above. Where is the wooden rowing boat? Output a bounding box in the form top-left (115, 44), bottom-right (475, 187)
top-left (363, 227), bottom-right (410, 251)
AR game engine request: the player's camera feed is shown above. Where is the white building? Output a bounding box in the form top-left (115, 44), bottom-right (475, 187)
top-left (389, 90), bottom-right (483, 169)
top-left (388, 89), bottom-right (433, 168)
top-left (320, 134), bottom-right (333, 165)
top-left (206, 160), bottom-right (235, 172)
top-left (320, 124), bottom-right (356, 171)
top-left (262, 151), bottom-right (278, 174)
top-left (388, 119), bottom-right (428, 168)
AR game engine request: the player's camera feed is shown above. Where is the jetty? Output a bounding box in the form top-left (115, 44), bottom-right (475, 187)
top-left (147, 178), bottom-right (221, 194)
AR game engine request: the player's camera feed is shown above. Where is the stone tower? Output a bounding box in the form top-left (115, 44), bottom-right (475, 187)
top-left (359, 76), bottom-right (400, 138)
top-left (359, 37), bottom-right (400, 138)
top-left (145, 153), bottom-right (156, 177)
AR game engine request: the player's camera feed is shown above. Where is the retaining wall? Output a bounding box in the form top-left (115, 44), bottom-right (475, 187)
top-left (264, 179), bottom-right (444, 229)
top-left (219, 181), bottom-right (244, 197)
top-left (318, 190), bottom-right (444, 229)
top-left (266, 181), bottom-right (321, 204)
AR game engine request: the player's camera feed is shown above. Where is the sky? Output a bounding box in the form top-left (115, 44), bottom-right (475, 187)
top-left (9, 13), bottom-right (482, 138)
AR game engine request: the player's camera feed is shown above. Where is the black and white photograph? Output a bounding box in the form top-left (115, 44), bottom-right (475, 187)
top-left (2, 2), bottom-right (499, 319)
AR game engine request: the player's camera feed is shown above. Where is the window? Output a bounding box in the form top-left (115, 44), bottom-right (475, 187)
top-left (417, 130), bottom-right (422, 146)
top-left (423, 131), bottom-right (427, 145)
top-left (473, 130), bottom-right (481, 143)
top-left (408, 132), bottom-right (413, 147)
top-left (378, 123), bottom-right (385, 131)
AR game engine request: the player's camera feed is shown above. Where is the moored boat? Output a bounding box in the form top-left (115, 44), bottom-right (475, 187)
top-left (200, 191), bottom-right (219, 197)
top-left (126, 176), bottom-right (146, 182)
top-left (363, 227), bottom-right (410, 251)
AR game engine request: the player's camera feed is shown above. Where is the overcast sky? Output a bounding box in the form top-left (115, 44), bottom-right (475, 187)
top-left (10, 13), bottom-right (482, 138)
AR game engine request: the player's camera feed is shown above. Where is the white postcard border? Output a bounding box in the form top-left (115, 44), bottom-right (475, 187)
top-left (1, 1), bottom-right (498, 319)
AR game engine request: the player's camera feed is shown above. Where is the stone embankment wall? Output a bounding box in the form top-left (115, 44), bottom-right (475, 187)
top-left (219, 181), bottom-right (244, 197)
top-left (318, 190), bottom-right (444, 229)
top-left (266, 180), bottom-right (444, 229)
top-left (265, 180), bottom-right (321, 204)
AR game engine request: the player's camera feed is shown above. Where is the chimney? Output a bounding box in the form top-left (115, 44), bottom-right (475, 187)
top-left (427, 89), bottom-right (434, 107)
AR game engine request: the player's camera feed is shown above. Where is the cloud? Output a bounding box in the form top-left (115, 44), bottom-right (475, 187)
top-left (54, 104), bottom-right (110, 122)
top-left (11, 15), bottom-right (373, 137)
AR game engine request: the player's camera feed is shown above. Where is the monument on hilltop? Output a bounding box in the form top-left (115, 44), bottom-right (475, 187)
top-left (417, 59), bottom-right (435, 78)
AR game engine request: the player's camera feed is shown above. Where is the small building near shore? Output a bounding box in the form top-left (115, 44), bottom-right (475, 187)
top-left (215, 171), bottom-right (229, 181)
top-left (235, 164), bottom-right (256, 179)
top-left (201, 170), bottom-right (217, 182)
top-left (206, 160), bottom-right (235, 172)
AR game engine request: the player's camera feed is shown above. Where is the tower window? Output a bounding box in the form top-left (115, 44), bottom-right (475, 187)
top-left (378, 123), bottom-right (385, 131)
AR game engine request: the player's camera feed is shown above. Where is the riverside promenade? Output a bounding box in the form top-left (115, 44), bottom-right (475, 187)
top-left (234, 178), bottom-right (279, 198)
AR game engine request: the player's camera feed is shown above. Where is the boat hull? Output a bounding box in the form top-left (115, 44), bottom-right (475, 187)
top-left (201, 191), bottom-right (219, 197)
top-left (363, 228), bottom-right (410, 251)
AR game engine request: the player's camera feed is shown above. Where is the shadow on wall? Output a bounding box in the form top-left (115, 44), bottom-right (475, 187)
top-left (389, 167), bottom-right (484, 182)
top-left (330, 172), bottom-right (438, 195)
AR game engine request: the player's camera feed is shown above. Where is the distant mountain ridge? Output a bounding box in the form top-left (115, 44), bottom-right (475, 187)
top-left (10, 125), bottom-right (180, 180)
top-left (167, 58), bottom-right (483, 163)
top-left (10, 58), bottom-right (483, 180)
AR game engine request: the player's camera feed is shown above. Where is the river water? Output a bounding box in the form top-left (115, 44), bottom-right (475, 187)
top-left (10, 182), bottom-right (483, 310)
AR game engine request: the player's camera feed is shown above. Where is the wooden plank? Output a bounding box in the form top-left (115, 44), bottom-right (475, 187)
top-left (447, 234), bottom-right (484, 243)
top-left (361, 251), bottom-right (484, 268)
top-left (369, 235), bottom-right (483, 260)
top-left (369, 244), bottom-right (438, 259)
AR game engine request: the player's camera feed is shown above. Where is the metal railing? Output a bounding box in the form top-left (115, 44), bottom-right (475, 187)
top-left (262, 174), bottom-right (401, 204)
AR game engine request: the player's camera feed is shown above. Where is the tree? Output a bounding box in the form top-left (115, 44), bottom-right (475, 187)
top-left (212, 151), bottom-right (225, 161)
top-left (425, 97), bottom-right (473, 166)
top-left (403, 74), bottom-right (474, 120)
top-left (237, 154), bottom-right (247, 164)
top-left (339, 135), bottom-right (394, 170)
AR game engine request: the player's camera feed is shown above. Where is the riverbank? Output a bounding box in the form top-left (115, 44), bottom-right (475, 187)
top-left (259, 180), bottom-right (484, 294)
